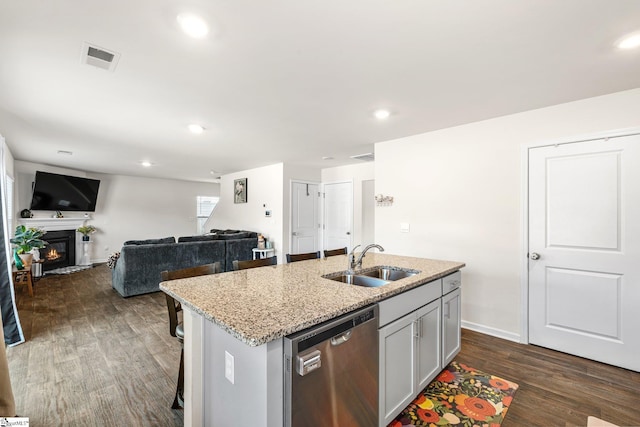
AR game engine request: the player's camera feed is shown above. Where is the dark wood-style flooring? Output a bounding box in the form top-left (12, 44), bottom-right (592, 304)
top-left (8, 264), bottom-right (183, 426)
top-left (7, 264), bottom-right (640, 426)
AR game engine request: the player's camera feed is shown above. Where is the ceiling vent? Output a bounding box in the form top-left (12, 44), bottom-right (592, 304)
top-left (350, 153), bottom-right (375, 162)
top-left (80, 42), bottom-right (120, 72)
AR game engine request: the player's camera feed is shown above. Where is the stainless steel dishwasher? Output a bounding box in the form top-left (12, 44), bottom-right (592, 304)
top-left (284, 305), bottom-right (379, 427)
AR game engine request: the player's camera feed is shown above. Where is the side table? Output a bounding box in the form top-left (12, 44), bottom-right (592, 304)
top-left (252, 248), bottom-right (275, 260)
top-left (12, 267), bottom-right (34, 297)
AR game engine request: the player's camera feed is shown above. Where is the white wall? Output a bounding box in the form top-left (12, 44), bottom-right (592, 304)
top-left (375, 88), bottom-right (640, 341)
top-left (321, 162), bottom-right (374, 249)
top-left (15, 161), bottom-right (218, 262)
top-left (206, 163), bottom-right (284, 262)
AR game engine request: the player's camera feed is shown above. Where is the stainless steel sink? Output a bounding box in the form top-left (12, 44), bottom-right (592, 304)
top-left (358, 267), bottom-right (418, 281)
top-left (323, 266), bottom-right (420, 287)
top-left (328, 274), bottom-right (390, 288)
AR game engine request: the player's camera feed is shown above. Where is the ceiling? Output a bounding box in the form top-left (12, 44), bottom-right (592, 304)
top-left (1, 1), bottom-right (639, 183)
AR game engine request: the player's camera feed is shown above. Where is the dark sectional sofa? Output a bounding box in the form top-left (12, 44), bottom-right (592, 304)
top-left (111, 230), bottom-right (258, 297)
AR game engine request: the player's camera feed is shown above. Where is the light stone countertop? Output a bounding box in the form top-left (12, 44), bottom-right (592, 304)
top-left (160, 253), bottom-right (464, 347)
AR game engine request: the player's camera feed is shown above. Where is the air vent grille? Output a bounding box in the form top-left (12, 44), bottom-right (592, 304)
top-left (88, 46), bottom-right (115, 63)
top-left (81, 42), bottom-right (120, 72)
top-left (350, 153), bottom-right (375, 162)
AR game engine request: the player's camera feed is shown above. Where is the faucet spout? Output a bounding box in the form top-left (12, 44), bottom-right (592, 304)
top-left (349, 244), bottom-right (385, 271)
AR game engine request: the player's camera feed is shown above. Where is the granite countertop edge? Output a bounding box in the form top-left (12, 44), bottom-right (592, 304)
top-left (160, 254), bottom-right (465, 347)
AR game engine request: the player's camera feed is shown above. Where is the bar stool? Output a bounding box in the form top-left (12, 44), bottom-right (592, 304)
top-left (232, 256), bottom-right (277, 270)
top-left (324, 247), bottom-right (347, 257)
top-left (161, 262), bottom-right (221, 409)
top-left (286, 251), bottom-right (320, 263)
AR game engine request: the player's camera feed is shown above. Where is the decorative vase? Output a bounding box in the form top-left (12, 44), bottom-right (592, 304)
top-left (18, 253), bottom-right (33, 270)
top-left (13, 250), bottom-right (24, 270)
top-left (82, 235), bottom-right (90, 242)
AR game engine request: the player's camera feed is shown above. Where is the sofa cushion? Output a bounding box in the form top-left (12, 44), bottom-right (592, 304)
top-left (216, 232), bottom-right (251, 240)
top-left (124, 236), bottom-right (176, 245)
top-left (178, 235), bottom-right (220, 242)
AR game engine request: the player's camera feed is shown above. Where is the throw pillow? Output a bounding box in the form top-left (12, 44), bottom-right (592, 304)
top-left (123, 237), bottom-right (176, 245)
top-left (107, 251), bottom-right (120, 269)
top-left (177, 235), bottom-right (220, 242)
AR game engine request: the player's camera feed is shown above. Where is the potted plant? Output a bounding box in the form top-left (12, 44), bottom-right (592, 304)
top-left (10, 225), bottom-right (47, 270)
top-left (77, 225), bottom-right (97, 241)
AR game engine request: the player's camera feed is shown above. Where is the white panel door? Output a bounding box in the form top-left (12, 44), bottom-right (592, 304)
top-left (323, 182), bottom-right (353, 252)
top-left (291, 182), bottom-right (319, 254)
top-left (528, 135), bottom-right (640, 371)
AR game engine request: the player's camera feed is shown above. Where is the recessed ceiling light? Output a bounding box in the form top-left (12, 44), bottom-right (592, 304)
top-left (617, 33), bottom-right (640, 50)
top-left (188, 124), bottom-right (204, 134)
top-left (177, 13), bottom-right (209, 39)
top-left (374, 109), bottom-right (391, 120)
top-left (141, 161), bottom-right (152, 167)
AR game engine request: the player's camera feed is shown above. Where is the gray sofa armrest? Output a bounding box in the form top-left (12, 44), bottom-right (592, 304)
top-left (224, 237), bottom-right (259, 272)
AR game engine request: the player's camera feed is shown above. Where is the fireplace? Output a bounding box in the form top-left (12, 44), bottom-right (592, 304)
top-left (40, 229), bottom-right (76, 271)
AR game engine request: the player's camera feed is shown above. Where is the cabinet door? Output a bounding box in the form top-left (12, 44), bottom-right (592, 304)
top-left (415, 299), bottom-right (442, 392)
top-left (379, 313), bottom-right (416, 427)
top-left (442, 288), bottom-right (462, 366)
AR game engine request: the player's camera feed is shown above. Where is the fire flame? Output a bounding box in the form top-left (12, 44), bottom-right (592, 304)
top-left (46, 249), bottom-right (61, 261)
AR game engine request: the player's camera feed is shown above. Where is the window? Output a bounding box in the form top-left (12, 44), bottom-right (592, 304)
top-left (197, 196), bottom-right (218, 234)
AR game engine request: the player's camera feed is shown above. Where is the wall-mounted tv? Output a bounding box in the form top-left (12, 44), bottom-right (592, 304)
top-left (29, 171), bottom-right (101, 212)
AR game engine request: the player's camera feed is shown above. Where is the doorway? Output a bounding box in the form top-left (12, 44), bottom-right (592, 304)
top-left (527, 134), bottom-right (640, 371)
top-left (323, 181), bottom-right (353, 252)
top-left (290, 181), bottom-right (320, 254)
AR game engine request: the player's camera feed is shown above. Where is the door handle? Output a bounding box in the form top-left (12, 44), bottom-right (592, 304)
top-left (346, 232), bottom-right (351, 235)
top-left (292, 232), bottom-right (298, 236)
top-left (530, 252), bottom-right (541, 260)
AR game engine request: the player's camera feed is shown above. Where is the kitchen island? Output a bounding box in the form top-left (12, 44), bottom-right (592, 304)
top-left (160, 253), bottom-right (464, 427)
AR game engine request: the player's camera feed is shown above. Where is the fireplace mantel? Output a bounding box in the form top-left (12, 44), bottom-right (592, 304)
top-left (17, 217), bottom-right (89, 267)
top-left (17, 217), bottom-right (87, 231)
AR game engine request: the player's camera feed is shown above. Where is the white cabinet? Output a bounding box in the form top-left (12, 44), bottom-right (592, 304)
top-left (377, 270), bottom-right (462, 427)
top-left (441, 271), bottom-right (462, 366)
top-left (378, 298), bottom-right (441, 427)
top-left (442, 287), bottom-right (461, 366)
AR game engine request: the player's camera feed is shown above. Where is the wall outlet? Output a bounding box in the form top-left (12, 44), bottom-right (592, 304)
top-left (225, 351), bottom-right (234, 384)
top-left (400, 223), bottom-right (410, 233)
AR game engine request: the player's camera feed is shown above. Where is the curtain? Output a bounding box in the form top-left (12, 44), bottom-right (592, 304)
top-left (0, 139), bottom-right (23, 346)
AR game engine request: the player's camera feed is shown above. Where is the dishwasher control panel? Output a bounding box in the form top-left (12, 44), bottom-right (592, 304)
top-left (296, 349), bottom-right (321, 376)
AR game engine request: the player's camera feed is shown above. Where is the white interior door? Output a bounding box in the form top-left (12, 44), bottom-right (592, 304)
top-left (528, 135), bottom-right (640, 371)
top-left (323, 181), bottom-right (353, 252)
top-left (291, 182), bottom-right (319, 254)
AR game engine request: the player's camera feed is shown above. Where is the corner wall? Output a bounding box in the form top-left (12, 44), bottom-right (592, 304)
top-left (375, 88), bottom-right (640, 340)
top-left (206, 164), bottom-right (285, 262)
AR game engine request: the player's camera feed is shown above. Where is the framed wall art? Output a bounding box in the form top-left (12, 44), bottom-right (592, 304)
top-left (234, 178), bottom-right (247, 204)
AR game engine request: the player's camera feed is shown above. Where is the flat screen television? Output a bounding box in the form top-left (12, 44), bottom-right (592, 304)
top-left (29, 171), bottom-right (101, 212)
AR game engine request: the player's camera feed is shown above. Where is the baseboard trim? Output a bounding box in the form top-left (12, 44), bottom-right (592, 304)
top-left (462, 320), bottom-right (522, 343)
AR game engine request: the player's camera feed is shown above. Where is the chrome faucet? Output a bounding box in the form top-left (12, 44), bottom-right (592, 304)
top-left (348, 244), bottom-right (385, 273)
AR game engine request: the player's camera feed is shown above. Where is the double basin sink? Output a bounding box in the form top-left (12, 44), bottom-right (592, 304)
top-left (323, 266), bottom-right (419, 288)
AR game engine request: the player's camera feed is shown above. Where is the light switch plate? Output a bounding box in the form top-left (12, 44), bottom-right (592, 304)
top-left (400, 223), bottom-right (410, 233)
top-left (225, 351), bottom-right (234, 384)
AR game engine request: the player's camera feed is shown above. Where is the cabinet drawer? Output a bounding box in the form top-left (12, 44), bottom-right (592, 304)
top-left (378, 279), bottom-right (441, 328)
top-left (442, 271), bottom-right (461, 294)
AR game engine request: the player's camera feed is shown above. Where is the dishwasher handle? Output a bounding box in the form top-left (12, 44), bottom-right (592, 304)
top-left (330, 330), bottom-right (352, 346)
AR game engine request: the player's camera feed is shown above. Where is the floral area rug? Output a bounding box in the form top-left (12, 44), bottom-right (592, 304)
top-left (389, 361), bottom-right (519, 427)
